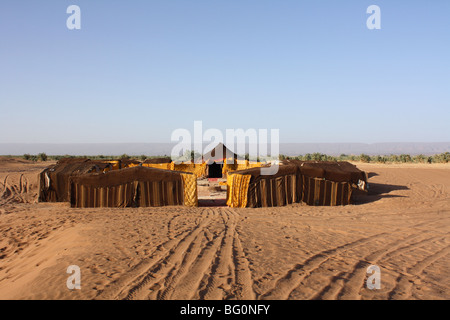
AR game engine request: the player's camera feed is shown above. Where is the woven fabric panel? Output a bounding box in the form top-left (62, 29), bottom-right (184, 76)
top-left (173, 163), bottom-right (207, 178)
top-left (181, 173), bottom-right (198, 207)
top-left (226, 174), bottom-right (251, 208)
top-left (142, 163), bottom-right (172, 170)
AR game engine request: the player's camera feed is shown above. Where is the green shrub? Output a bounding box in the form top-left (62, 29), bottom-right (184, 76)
top-left (413, 154), bottom-right (426, 163)
top-left (360, 154), bottom-right (371, 163)
top-left (375, 155), bottom-right (387, 163)
top-left (399, 154), bottom-right (412, 163)
top-left (37, 153), bottom-right (48, 162)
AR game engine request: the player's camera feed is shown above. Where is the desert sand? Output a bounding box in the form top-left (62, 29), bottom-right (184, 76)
top-left (0, 158), bottom-right (448, 300)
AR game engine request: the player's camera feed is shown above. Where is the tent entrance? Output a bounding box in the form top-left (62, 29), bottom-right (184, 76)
top-left (208, 162), bottom-right (223, 178)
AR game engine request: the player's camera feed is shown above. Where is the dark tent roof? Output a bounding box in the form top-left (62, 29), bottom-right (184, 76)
top-left (203, 143), bottom-right (237, 164)
top-left (69, 165), bottom-right (190, 187)
top-left (38, 158), bottom-right (112, 202)
top-left (143, 157), bottom-right (172, 164)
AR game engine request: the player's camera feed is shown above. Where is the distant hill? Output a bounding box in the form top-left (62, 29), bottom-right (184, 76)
top-left (0, 142), bottom-right (449, 157)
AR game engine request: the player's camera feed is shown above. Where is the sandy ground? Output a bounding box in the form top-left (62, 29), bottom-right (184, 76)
top-left (0, 158), bottom-right (448, 300)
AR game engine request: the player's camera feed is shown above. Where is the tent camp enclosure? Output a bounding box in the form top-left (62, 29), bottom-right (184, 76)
top-left (38, 154), bottom-right (367, 209)
top-left (69, 166), bottom-right (198, 208)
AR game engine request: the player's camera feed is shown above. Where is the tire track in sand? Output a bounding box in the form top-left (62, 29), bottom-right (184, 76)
top-left (259, 231), bottom-right (392, 300)
top-left (121, 208), bottom-right (219, 300)
top-left (388, 245), bottom-right (450, 299)
top-left (198, 208), bottom-right (256, 300)
top-left (198, 208), bottom-right (237, 300)
top-left (153, 207), bottom-right (226, 299)
top-left (96, 208), bottom-right (217, 300)
top-left (156, 208), bottom-right (255, 300)
top-left (314, 232), bottom-right (447, 300)
top-left (159, 226), bottom-right (225, 300)
top-left (231, 208), bottom-right (257, 300)
top-left (262, 218), bottom-right (446, 300)
top-left (322, 218), bottom-right (449, 300)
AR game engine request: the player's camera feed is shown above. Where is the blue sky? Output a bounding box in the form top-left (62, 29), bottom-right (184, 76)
top-left (0, 0), bottom-right (449, 143)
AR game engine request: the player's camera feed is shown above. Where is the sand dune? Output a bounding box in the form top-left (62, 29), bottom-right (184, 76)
top-left (0, 159), bottom-right (448, 300)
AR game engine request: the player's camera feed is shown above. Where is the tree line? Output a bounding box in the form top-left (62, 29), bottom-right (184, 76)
top-left (279, 152), bottom-right (450, 164)
top-left (12, 151), bottom-right (450, 164)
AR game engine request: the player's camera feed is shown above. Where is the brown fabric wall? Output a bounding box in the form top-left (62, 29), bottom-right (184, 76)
top-left (71, 182), bottom-right (137, 208)
top-left (301, 176), bottom-right (353, 206)
top-left (136, 180), bottom-right (183, 207)
top-left (229, 165), bottom-right (299, 208)
top-left (245, 173), bottom-right (299, 208)
top-left (69, 166), bottom-right (187, 208)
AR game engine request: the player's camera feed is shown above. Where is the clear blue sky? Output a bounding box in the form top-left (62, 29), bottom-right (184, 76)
top-left (0, 0), bottom-right (449, 143)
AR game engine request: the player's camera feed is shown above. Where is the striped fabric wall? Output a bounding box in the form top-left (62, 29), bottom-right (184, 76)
top-left (228, 172), bottom-right (354, 208)
top-left (70, 182), bottom-right (136, 208)
top-left (301, 176), bottom-right (353, 206)
top-left (70, 179), bottom-right (188, 208)
top-left (137, 180), bottom-right (184, 207)
top-left (246, 174), bottom-right (298, 208)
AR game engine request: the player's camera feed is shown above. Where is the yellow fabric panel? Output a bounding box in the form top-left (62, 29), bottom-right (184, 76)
top-left (124, 163), bottom-right (140, 169)
top-left (226, 174), bottom-right (234, 207)
top-left (196, 163), bottom-right (207, 177)
top-left (142, 163), bottom-right (172, 170)
top-left (222, 164), bottom-right (234, 176)
top-left (222, 158), bottom-right (239, 176)
top-left (222, 160), bottom-right (263, 176)
top-left (234, 174), bottom-right (251, 208)
top-left (231, 175), bottom-right (242, 207)
top-left (181, 173), bottom-right (198, 207)
top-left (226, 174), bottom-right (251, 208)
top-left (173, 163), bottom-right (206, 178)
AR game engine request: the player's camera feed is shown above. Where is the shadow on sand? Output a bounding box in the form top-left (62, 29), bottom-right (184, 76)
top-left (352, 182), bottom-right (410, 205)
top-left (198, 199), bottom-right (227, 207)
top-left (367, 172), bottom-right (379, 179)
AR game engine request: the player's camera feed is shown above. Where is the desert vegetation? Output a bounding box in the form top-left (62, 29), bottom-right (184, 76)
top-left (0, 151), bottom-right (448, 164)
top-left (280, 152), bottom-right (450, 164)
